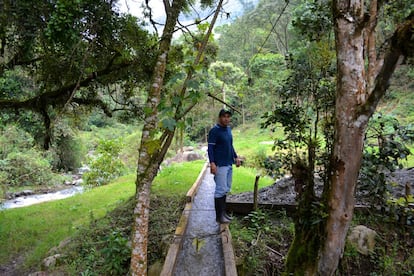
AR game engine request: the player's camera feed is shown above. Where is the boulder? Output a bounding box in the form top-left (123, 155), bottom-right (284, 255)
top-left (182, 151), bottom-right (203, 162)
top-left (347, 225), bottom-right (377, 255)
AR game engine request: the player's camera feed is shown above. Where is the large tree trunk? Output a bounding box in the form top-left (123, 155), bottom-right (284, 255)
top-left (286, 0), bottom-right (413, 274)
top-left (317, 1), bottom-right (367, 274)
top-left (130, 1), bottom-right (185, 274)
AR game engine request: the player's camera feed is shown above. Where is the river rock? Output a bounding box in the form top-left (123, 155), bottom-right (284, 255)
top-left (28, 272), bottom-right (48, 276)
top-left (14, 190), bottom-right (34, 198)
top-left (48, 238), bottom-right (71, 255)
top-left (42, 254), bottom-right (63, 269)
top-left (347, 225), bottom-right (377, 255)
top-left (183, 151), bottom-right (202, 161)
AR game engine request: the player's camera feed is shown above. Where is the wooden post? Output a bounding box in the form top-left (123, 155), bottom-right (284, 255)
top-left (253, 175), bottom-right (260, 211)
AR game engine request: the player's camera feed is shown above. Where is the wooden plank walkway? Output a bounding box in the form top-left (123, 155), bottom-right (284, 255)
top-left (161, 163), bottom-right (237, 276)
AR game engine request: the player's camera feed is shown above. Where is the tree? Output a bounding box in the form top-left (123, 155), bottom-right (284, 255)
top-left (129, 0), bottom-right (222, 274)
top-left (0, 0), bottom-right (156, 149)
top-left (281, 0), bottom-right (413, 274)
top-left (216, 0), bottom-right (295, 68)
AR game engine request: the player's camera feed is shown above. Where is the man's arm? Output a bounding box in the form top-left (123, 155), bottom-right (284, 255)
top-left (232, 146), bottom-right (241, 167)
top-left (207, 128), bottom-right (217, 174)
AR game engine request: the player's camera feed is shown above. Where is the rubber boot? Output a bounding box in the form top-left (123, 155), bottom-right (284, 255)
top-left (223, 195), bottom-right (233, 221)
top-left (217, 196), bottom-right (231, 224)
top-left (214, 197), bottom-right (220, 222)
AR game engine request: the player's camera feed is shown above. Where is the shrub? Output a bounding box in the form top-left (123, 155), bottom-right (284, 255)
top-left (83, 139), bottom-right (126, 186)
top-left (0, 125), bottom-right (63, 190)
top-left (1, 150), bottom-right (62, 187)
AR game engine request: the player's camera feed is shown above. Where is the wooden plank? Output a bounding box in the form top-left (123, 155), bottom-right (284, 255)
top-left (161, 163), bottom-right (208, 275)
top-left (221, 224), bottom-right (238, 276)
top-left (186, 162), bottom-right (208, 203)
top-left (160, 202), bottom-right (192, 276)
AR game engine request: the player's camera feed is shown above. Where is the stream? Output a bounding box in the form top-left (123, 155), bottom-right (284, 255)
top-left (1, 186), bottom-right (84, 209)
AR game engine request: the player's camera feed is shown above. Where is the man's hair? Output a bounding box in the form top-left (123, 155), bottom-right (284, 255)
top-left (218, 109), bottom-right (232, 117)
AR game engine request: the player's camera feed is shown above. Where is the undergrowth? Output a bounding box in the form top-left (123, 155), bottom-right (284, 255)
top-left (54, 193), bottom-right (186, 275)
top-left (230, 209), bottom-right (414, 275)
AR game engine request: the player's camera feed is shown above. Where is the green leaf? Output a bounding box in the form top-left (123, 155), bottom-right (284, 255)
top-left (161, 118), bottom-right (177, 131)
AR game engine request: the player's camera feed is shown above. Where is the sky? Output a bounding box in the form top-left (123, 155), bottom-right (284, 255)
top-left (118, 0), bottom-right (256, 33)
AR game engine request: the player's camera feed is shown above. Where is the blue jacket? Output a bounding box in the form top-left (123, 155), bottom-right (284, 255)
top-left (207, 124), bottom-right (237, 166)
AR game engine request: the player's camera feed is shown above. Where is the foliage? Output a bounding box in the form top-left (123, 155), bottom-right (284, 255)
top-left (230, 210), bottom-right (294, 275)
top-left (216, 0), bottom-right (295, 67)
top-left (51, 120), bottom-right (87, 171)
top-left (0, 0), bottom-right (157, 150)
top-left (359, 113), bottom-right (414, 207)
top-left (291, 0), bottom-right (332, 41)
top-left (0, 125), bottom-right (62, 190)
top-left (83, 138), bottom-right (126, 186)
top-left (260, 40), bottom-right (336, 180)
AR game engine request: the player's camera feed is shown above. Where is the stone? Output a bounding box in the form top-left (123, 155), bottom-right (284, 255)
top-left (182, 146), bottom-right (195, 152)
top-left (42, 254), bottom-right (63, 269)
top-left (183, 151), bottom-right (202, 162)
top-left (148, 261), bottom-right (163, 276)
top-left (347, 225), bottom-right (377, 255)
top-left (28, 272), bottom-right (48, 276)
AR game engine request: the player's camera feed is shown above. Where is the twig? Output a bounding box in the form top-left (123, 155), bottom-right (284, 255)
top-left (265, 245), bottom-right (284, 258)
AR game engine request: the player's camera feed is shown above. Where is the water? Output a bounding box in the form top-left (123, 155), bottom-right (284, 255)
top-left (173, 172), bottom-right (225, 276)
top-left (1, 186), bottom-right (84, 209)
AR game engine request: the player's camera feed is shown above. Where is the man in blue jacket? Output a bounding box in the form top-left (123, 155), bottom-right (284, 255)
top-left (208, 109), bottom-right (241, 224)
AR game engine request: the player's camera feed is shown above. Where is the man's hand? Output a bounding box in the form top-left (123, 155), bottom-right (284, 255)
top-left (210, 162), bottom-right (217, 175)
top-left (236, 158), bottom-right (241, 167)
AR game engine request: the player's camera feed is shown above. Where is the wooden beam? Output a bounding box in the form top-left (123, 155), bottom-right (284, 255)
top-left (220, 224), bottom-right (238, 276)
top-left (186, 162), bottom-right (208, 202)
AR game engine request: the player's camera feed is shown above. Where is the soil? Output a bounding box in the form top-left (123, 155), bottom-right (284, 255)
top-left (228, 168), bottom-right (414, 206)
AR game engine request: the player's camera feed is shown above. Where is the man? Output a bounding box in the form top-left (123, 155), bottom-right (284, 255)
top-left (208, 109), bottom-right (241, 224)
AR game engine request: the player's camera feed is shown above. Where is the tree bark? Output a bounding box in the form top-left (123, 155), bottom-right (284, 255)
top-left (317, 3), bottom-right (413, 276)
top-left (286, 1), bottom-right (414, 275)
top-left (129, 0), bottom-right (225, 274)
top-left (129, 0), bottom-right (185, 274)
top-left (317, 1), bottom-right (367, 274)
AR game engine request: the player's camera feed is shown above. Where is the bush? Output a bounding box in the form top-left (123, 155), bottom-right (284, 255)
top-left (0, 150), bottom-right (62, 187)
top-left (53, 134), bottom-right (85, 171)
top-left (83, 139), bottom-right (126, 186)
top-left (0, 125), bottom-right (63, 190)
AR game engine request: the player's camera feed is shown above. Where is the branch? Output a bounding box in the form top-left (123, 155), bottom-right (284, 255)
top-left (207, 92), bottom-right (242, 114)
top-left (145, 0), bottom-right (160, 36)
top-left (360, 17), bottom-right (414, 116)
top-left (174, 10), bottom-right (216, 35)
top-left (0, 57), bottom-right (134, 111)
top-left (72, 97), bottom-right (113, 117)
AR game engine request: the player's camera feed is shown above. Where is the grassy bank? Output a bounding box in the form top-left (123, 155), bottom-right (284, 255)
top-left (0, 175), bottom-right (135, 271)
top-left (0, 159), bottom-right (273, 274)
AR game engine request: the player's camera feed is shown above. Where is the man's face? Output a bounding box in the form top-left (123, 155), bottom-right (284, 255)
top-left (218, 114), bottom-right (231, 126)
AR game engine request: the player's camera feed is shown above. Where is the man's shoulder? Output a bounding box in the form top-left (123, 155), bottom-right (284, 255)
top-left (209, 124), bottom-right (220, 132)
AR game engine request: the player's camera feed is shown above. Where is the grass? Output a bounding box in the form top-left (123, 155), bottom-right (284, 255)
top-left (232, 166), bottom-right (274, 194)
top-left (0, 160), bottom-right (215, 272)
top-left (0, 175), bottom-right (135, 270)
top-left (151, 160), bottom-right (205, 197)
top-left (232, 122), bottom-right (280, 160)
